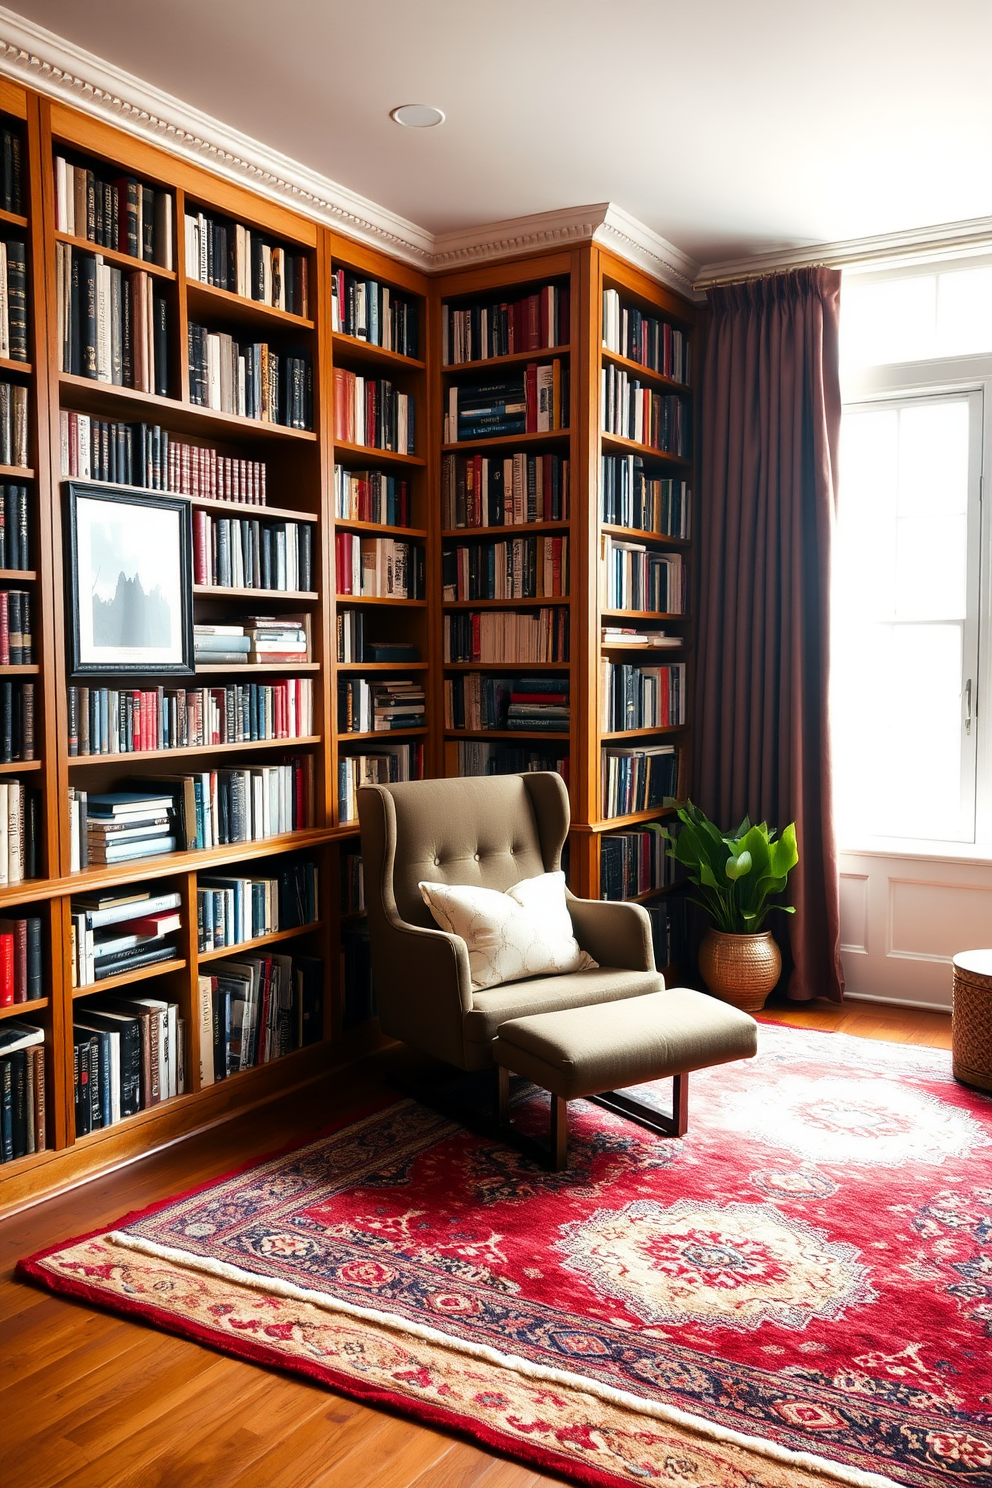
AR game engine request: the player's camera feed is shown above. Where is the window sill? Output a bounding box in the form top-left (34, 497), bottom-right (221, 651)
top-left (838, 837), bottom-right (992, 867)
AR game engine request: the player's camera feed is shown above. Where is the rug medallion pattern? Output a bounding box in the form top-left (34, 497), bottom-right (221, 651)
top-left (23, 1025), bottom-right (992, 1488)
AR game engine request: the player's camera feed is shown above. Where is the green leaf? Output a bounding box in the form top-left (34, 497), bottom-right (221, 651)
top-left (724, 850), bottom-right (752, 880)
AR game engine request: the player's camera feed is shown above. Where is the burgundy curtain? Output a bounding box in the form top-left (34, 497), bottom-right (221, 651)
top-left (694, 267), bottom-right (843, 1002)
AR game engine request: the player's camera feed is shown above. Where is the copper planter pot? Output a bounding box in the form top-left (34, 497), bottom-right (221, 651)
top-left (698, 929), bottom-right (782, 1013)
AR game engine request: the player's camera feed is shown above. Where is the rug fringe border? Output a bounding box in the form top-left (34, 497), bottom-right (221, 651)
top-left (106, 1227), bottom-right (910, 1488)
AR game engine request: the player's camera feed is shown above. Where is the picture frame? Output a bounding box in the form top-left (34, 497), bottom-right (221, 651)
top-left (66, 482), bottom-right (195, 677)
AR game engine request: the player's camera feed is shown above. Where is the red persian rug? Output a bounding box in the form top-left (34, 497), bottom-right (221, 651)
top-left (21, 1024), bottom-right (992, 1488)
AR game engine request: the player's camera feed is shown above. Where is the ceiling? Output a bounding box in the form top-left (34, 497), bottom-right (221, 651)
top-left (13, 0), bottom-right (992, 269)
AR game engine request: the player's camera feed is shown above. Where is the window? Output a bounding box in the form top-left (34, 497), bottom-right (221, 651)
top-left (834, 260), bottom-right (991, 852)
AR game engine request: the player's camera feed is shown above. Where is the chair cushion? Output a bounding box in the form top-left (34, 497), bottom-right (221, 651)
top-left (420, 871), bottom-right (597, 992)
top-left (465, 966), bottom-right (662, 1047)
top-left (492, 987), bottom-right (758, 1099)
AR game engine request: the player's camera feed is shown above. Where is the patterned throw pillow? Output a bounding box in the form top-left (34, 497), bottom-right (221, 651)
top-left (418, 871), bottom-right (598, 992)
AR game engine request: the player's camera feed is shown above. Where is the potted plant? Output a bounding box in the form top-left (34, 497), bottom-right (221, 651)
top-left (663, 801), bottom-right (799, 1012)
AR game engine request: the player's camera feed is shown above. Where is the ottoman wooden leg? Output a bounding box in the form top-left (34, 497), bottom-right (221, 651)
top-left (592, 1072), bottom-right (688, 1138)
top-left (551, 1094), bottom-right (568, 1171)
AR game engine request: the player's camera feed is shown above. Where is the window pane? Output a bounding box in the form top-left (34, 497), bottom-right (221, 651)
top-left (936, 266), bottom-right (992, 357)
top-left (841, 276), bottom-right (936, 368)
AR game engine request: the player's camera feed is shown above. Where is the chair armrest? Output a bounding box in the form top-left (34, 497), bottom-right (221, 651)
top-left (566, 894), bottom-right (657, 973)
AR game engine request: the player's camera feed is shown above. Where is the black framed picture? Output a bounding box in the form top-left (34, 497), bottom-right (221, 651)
top-left (66, 482), bottom-right (194, 676)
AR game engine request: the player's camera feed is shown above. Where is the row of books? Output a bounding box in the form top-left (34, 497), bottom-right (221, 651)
top-left (338, 742), bottom-right (424, 822)
top-left (0, 680), bottom-right (33, 762)
top-left (1, 128), bottom-right (22, 215)
top-left (0, 915), bottom-right (42, 1005)
top-left (193, 513), bottom-right (314, 592)
top-left (0, 239), bottom-right (28, 360)
top-left (60, 413), bottom-right (268, 504)
top-left (601, 366), bottom-right (688, 457)
top-left (335, 610), bottom-right (419, 665)
top-left (443, 608), bottom-right (569, 664)
top-left (56, 245), bottom-right (168, 394)
top-left (0, 1022), bottom-right (44, 1163)
top-left (330, 269), bottom-right (418, 358)
top-left (197, 857), bottom-right (318, 953)
top-left (188, 326), bottom-right (312, 430)
top-left (442, 285), bottom-right (569, 364)
top-left (335, 533), bottom-right (424, 599)
top-left (332, 369), bottom-right (415, 454)
top-left (0, 484), bottom-right (32, 570)
top-left (601, 537), bottom-right (685, 615)
top-left (600, 661), bottom-right (686, 732)
top-left (444, 674), bottom-right (569, 733)
top-left (67, 679), bottom-right (314, 756)
top-left (68, 760), bottom-right (313, 867)
top-left (647, 897), bottom-right (689, 970)
top-left (602, 744), bottom-right (679, 818)
top-left (341, 850), bottom-right (365, 915)
top-left (441, 452), bottom-right (569, 529)
top-left (185, 212), bottom-right (309, 317)
top-left (0, 589), bottom-right (32, 665)
top-left (600, 824), bottom-right (674, 900)
top-left (70, 888), bottom-right (182, 987)
top-left (442, 536), bottom-right (569, 601)
top-left (0, 780), bottom-right (39, 884)
top-left (601, 456), bottom-right (690, 538)
top-left (338, 677), bottom-right (425, 734)
top-left (341, 924), bottom-right (374, 1029)
top-left (0, 381), bottom-right (28, 467)
top-left (602, 290), bottom-right (690, 383)
top-left (73, 995), bottom-right (184, 1134)
top-left (54, 157), bottom-right (173, 267)
top-left (200, 952), bottom-right (323, 1083)
top-left (455, 742), bottom-right (569, 780)
top-left (334, 465), bottom-right (411, 528)
top-left (444, 361), bottom-right (569, 443)
top-left (194, 616), bottom-right (310, 666)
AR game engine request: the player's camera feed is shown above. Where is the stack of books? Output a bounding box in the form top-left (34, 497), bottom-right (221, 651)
top-left (71, 791), bottom-right (177, 869)
top-left (331, 370), bottom-right (415, 453)
top-left (0, 780), bottom-right (40, 883)
top-left (334, 465), bottom-right (411, 525)
top-left (602, 626), bottom-right (681, 649)
top-left (600, 365), bottom-right (687, 456)
top-left (441, 451), bottom-right (569, 527)
top-left (0, 126), bottom-right (22, 214)
top-left (0, 1020), bottom-right (45, 1162)
top-left (600, 660), bottom-right (686, 731)
top-left (600, 536), bottom-right (684, 614)
top-left (444, 360), bottom-right (568, 443)
top-left (0, 483), bottom-right (31, 569)
top-left (602, 744), bottom-right (679, 818)
top-left (0, 680), bottom-right (34, 762)
top-left (187, 327), bottom-right (312, 430)
top-left (0, 589), bottom-right (33, 664)
top-left (442, 536), bottom-right (568, 601)
top-left (55, 245), bottom-right (169, 393)
top-left (330, 270), bottom-right (418, 357)
top-left (70, 888), bottom-right (182, 986)
top-left (600, 825), bottom-right (672, 900)
top-left (602, 290), bottom-right (690, 382)
top-left (185, 212), bottom-right (309, 316)
top-left (506, 678), bottom-right (570, 733)
top-left (443, 608), bottom-right (569, 664)
top-left (198, 952), bottom-right (323, 1084)
top-left (192, 513), bottom-right (313, 591)
top-left (245, 615), bottom-right (310, 663)
top-left (54, 158), bottom-right (174, 266)
top-left (197, 858), bottom-right (317, 953)
top-left (335, 533), bottom-right (423, 598)
top-left (194, 624), bottom-right (251, 665)
top-left (0, 914), bottom-right (42, 1005)
top-left (338, 744), bottom-right (423, 822)
top-left (600, 455), bottom-right (690, 537)
top-left (72, 993), bottom-right (184, 1133)
top-left (0, 239), bottom-right (28, 361)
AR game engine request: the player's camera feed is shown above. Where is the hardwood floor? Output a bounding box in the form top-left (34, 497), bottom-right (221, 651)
top-left (0, 998), bottom-right (952, 1488)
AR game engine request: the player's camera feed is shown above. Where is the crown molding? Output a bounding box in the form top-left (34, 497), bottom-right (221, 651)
top-left (695, 213), bottom-right (992, 288)
top-left (433, 202), bottom-right (704, 299)
top-left (0, 6), bottom-right (435, 268)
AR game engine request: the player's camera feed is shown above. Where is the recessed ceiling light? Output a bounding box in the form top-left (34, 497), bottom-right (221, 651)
top-left (390, 104), bottom-right (445, 129)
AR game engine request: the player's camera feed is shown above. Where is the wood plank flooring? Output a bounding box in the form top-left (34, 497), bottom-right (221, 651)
top-left (0, 997), bottom-right (952, 1488)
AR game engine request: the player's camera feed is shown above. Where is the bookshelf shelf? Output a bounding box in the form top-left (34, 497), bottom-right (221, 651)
top-left (600, 346), bottom-right (691, 395)
top-left (193, 584), bottom-right (318, 601)
top-left (64, 828), bottom-right (339, 896)
top-left (340, 728), bottom-right (428, 742)
top-left (68, 734), bottom-right (321, 766)
top-left (194, 662), bottom-right (320, 675)
top-left (443, 346), bottom-right (572, 374)
top-left (601, 609), bottom-right (687, 622)
top-left (52, 230), bottom-right (177, 281)
top-left (336, 662), bottom-right (429, 672)
top-left (579, 805), bottom-right (678, 833)
top-left (0, 465), bottom-right (34, 479)
top-left (0, 997), bottom-right (48, 1020)
top-left (197, 920), bottom-right (323, 964)
top-left (332, 440), bottom-right (425, 468)
top-left (335, 519), bottom-right (428, 540)
top-left (0, 207), bottom-right (27, 230)
top-left (442, 430), bottom-right (570, 454)
top-left (442, 596), bottom-right (571, 609)
top-left (335, 594), bottom-right (426, 607)
top-left (0, 356), bottom-right (31, 375)
top-left (72, 957), bottom-right (188, 997)
top-left (441, 521), bottom-right (570, 538)
top-left (444, 729), bottom-right (568, 742)
top-left (58, 374), bottom-right (317, 444)
top-left (600, 725), bottom-right (687, 740)
top-left (188, 495), bottom-right (318, 523)
top-left (443, 661), bottom-right (569, 671)
top-left (0, 759), bottom-right (41, 773)
top-left (331, 332), bottom-right (424, 373)
top-left (0, 661), bottom-right (39, 672)
top-left (601, 524), bottom-right (689, 546)
top-left (0, 571), bottom-right (37, 582)
top-left (600, 430), bottom-right (691, 466)
top-left (186, 278), bottom-right (314, 330)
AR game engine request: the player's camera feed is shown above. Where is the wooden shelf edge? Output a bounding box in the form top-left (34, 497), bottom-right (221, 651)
top-left (196, 920), bottom-right (323, 963)
top-left (68, 735), bottom-right (322, 767)
top-left (73, 957), bottom-right (188, 997)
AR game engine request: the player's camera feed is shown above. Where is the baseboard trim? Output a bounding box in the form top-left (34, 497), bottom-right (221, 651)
top-left (843, 991), bottom-right (951, 1015)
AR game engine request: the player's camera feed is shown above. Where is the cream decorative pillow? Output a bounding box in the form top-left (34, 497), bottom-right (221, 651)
top-left (418, 870), bottom-right (597, 992)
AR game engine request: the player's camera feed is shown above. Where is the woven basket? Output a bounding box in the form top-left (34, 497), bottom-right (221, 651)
top-left (952, 954), bottom-right (992, 1092)
top-left (698, 929), bottom-right (782, 1013)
